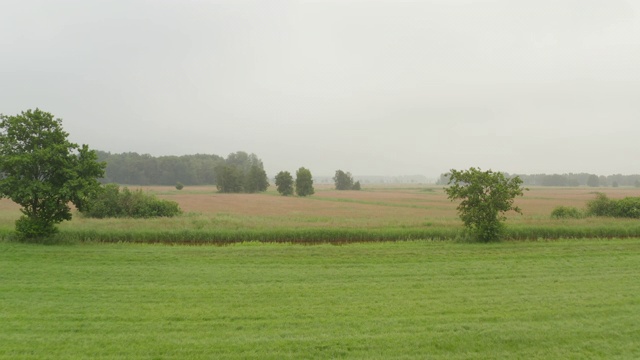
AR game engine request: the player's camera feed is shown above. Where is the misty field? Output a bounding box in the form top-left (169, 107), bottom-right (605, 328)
top-left (2, 184), bottom-right (639, 243)
top-left (2, 239), bottom-right (640, 359)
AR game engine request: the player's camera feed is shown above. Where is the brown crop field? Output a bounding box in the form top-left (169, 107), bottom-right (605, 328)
top-left (157, 184), bottom-right (640, 221)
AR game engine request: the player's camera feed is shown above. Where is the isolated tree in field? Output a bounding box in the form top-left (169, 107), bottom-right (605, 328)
top-left (275, 171), bottom-right (294, 196)
top-left (334, 170), bottom-right (355, 190)
top-left (0, 109), bottom-right (105, 238)
top-left (352, 181), bottom-right (361, 190)
top-left (295, 167), bottom-right (315, 197)
top-left (445, 167), bottom-right (526, 242)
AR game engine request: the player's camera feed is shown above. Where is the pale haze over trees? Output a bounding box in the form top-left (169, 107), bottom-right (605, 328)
top-left (215, 152), bottom-right (269, 193)
top-left (2, 1), bottom-right (640, 177)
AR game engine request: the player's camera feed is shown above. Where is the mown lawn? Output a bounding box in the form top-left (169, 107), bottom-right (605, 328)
top-left (1, 239), bottom-right (639, 359)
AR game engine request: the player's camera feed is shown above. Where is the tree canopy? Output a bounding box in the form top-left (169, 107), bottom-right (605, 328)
top-left (295, 167), bottom-right (315, 197)
top-left (275, 171), bottom-right (294, 196)
top-left (215, 151), bottom-right (269, 193)
top-left (0, 109), bottom-right (105, 238)
top-left (334, 170), bottom-right (354, 190)
top-left (444, 167), bottom-right (526, 242)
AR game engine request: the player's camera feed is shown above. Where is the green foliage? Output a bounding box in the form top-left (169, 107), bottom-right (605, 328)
top-left (274, 171), bottom-right (294, 196)
top-left (352, 181), bottom-right (361, 190)
top-left (334, 170), bottom-right (355, 190)
top-left (585, 193), bottom-right (617, 217)
top-left (244, 165), bottom-right (269, 193)
top-left (550, 206), bottom-right (583, 219)
top-left (586, 193), bottom-right (640, 218)
top-left (82, 184), bottom-right (182, 218)
top-left (444, 167), bottom-right (526, 242)
top-left (215, 152), bottom-right (269, 193)
top-left (215, 164), bottom-right (243, 193)
top-left (616, 197), bottom-right (640, 218)
top-left (14, 216), bottom-right (58, 240)
top-left (0, 109), bottom-right (104, 238)
top-left (175, 182), bottom-right (184, 190)
top-left (295, 167), bottom-right (315, 197)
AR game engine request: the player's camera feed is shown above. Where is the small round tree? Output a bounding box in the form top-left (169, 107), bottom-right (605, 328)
top-left (275, 171), bottom-right (294, 196)
top-left (295, 167), bottom-right (315, 197)
top-left (0, 109), bottom-right (105, 238)
top-left (445, 167), bottom-right (526, 242)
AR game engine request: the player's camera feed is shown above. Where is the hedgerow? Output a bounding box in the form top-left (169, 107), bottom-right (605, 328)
top-left (585, 193), bottom-right (640, 218)
top-left (81, 184), bottom-right (182, 219)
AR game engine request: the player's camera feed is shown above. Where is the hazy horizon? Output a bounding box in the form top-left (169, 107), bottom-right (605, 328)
top-left (2, 0), bottom-right (639, 178)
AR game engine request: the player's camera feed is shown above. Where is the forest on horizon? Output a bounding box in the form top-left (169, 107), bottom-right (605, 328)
top-left (97, 151), bottom-right (640, 187)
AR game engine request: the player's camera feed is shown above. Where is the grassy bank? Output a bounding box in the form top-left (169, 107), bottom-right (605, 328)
top-left (4, 222), bottom-right (640, 245)
top-left (1, 239), bottom-right (639, 359)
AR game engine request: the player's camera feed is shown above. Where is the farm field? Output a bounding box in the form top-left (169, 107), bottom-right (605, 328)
top-left (1, 184), bottom-right (639, 243)
top-left (1, 238), bottom-right (639, 359)
top-left (2, 186), bottom-right (640, 358)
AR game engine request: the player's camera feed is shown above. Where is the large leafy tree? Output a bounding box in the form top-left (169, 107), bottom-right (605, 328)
top-left (0, 109), bottom-right (105, 238)
top-left (274, 171), bottom-right (294, 196)
top-left (444, 167), bottom-right (526, 242)
top-left (295, 167), bottom-right (315, 197)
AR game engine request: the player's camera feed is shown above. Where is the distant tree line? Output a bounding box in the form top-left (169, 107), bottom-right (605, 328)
top-left (97, 151), bottom-right (224, 186)
top-left (97, 151), bottom-right (270, 193)
top-left (437, 172), bottom-right (640, 187)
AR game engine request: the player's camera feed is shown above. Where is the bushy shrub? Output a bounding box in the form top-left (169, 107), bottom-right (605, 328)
top-left (175, 182), bottom-right (184, 190)
top-left (585, 193), bottom-right (640, 218)
top-left (82, 184), bottom-right (182, 218)
top-left (550, 206), bottom-right (583, 219)
top-left (14, 216), bottom-right (58, 239)
top-left (585, 193), bottom-right (616, 217)
top-left (614, 197), bottom-right (640, 218)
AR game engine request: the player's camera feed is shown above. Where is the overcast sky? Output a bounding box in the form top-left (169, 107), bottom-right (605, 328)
top-left (2, 0), bottom-right (639, 178)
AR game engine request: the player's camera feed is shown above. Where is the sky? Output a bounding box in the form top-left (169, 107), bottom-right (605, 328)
top-left (2, 0), bottom-right (639, 179)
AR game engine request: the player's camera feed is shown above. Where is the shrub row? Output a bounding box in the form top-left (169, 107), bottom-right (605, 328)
top-left (81, 184), bottom-right (182, 219)
top-left (5, 223), bottom-right (640, 245)
top-left (585, 193), bottom-right (640, 218)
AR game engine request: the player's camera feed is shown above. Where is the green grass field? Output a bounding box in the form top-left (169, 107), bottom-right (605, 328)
top-left (2, 239), bottom-right (639, 359)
